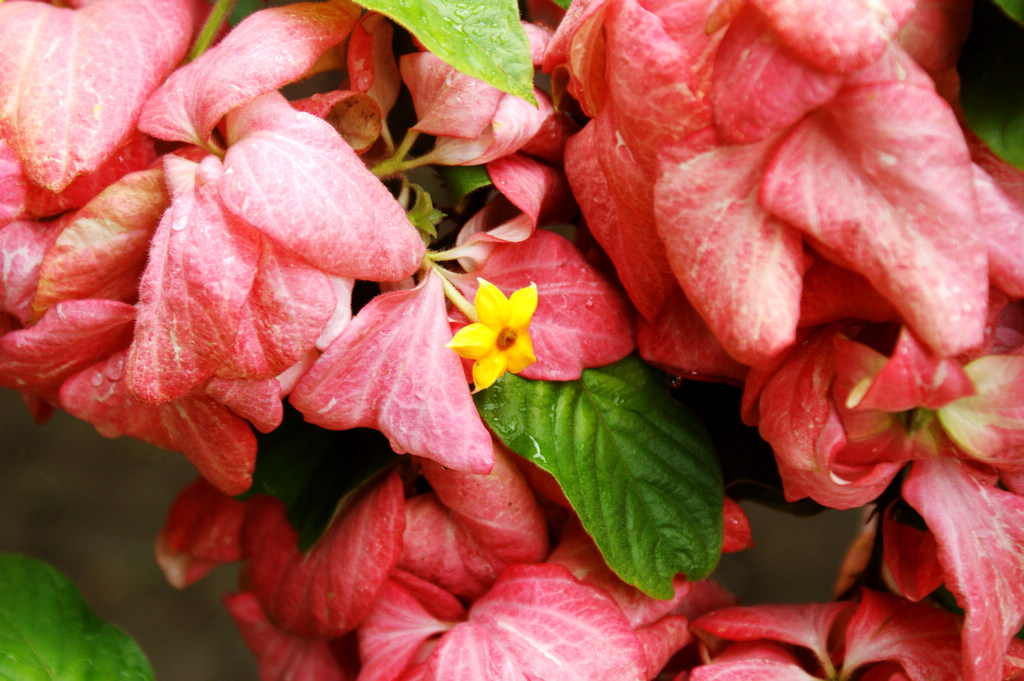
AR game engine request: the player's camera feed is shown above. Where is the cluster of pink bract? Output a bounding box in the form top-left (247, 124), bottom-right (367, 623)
top-left (3, 0), bottom-right (1024, 679)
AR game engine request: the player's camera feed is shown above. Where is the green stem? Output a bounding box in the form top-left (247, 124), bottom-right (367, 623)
top-left (370, 130), bottom-right (420, 178)
top-left (431, 263), bottom-right (478, 323)
top-left (426, 243), bottom-right (479, 263)
top-left (187, 0), bottom-right (237, 63)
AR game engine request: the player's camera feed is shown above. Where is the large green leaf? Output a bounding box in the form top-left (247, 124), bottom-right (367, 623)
top-left (993, 0), bottom-right (1024, 23)
top-left (355, 0), bottom-right (536, 104)
top-left (960, 0), bottom-right (1024, 170)
top-left (0, 554), bottom-right (153, 681)
top-left (242, 406), bottom-right (399, 551)
top-left (475, 355), bottom-right (723, 598)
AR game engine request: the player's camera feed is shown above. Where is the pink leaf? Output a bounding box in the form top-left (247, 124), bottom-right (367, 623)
top-left (938, 354), bottom-right (1024, 465)
top-left (33, 168), bottom-right (168, 319)
top-left (841, 589), bottom-right (962, 681)
top-left (563, 115), bottom-right (677, 322)
top-left (291, 271), bottom-right (494, 473)
top-left (0, 298), bottom-right (135, 402)
top-left (424, 621), bottom-right (529, 681)
top-left (426, 90), bottom-right (552, 166)
top-left (139, 0), bottom-right (360, 147)
top-left (244, 470), bottom-right (405, 639)
top-left (155, 477), bottom-right (247, 589)
top-left (748, 0), bottom-right (915, 73)
top-left (126, 155), bottom-right (260, 404)
top-left (690, 659), bottom-right (821, 681)
top-left (217, 239), bottom-right (336, 380)
top-left (712, 4), bottom-right (842, 144)
top-left (401, 52), bottom-right (504, 140)
top-left (903, 459), bottom-right (1024, 681)
top-left (656, 133), bottom-right (804, 368)
top-left (761, 78), bottom-right (987, 357)
top-left (0, 137), bottom-right (27, 226)
top-left (882, 503), bottom-right (945, 603)
top-left (204, 376), bottom-right (283, 434)
top-left (398, 446), bottom-right (549, 600)
top-left (60, 350), bottom-right (258, 495)
top-left (636, 615), bottom-right (691, 680)
top-left (220, 92), bottom-right (423, 281)
top-left (0, 0), bottom-right (191, 190)
top-left (636, 287), bottom-right (749, 383)
top-left (224, 592), bottom-right (350, 681)
top-left (0, 219), bottom-right (62, 324)
top-left (460, 564), bottom-right (647, 681)
top-left (348, 13), bottom-right (402, 120)
top-left (451, 229), bottom-right (635, 381)
top-left (357, 578), bottom-right (460, 681)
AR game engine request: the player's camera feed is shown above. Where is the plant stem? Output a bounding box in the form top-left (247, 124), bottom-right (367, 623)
top-left (187, 0), bottom-right (237, 63)
top-left (431, 263), bottom-right (478, 323)
top-left (370, 130), bottom-right (421, 178)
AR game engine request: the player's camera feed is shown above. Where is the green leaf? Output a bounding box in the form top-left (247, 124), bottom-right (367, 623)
top-left (960, 0), bottom-right (1024, 170)
top-left (0, 554), bottom-right (154, 681)
top-left (993, 0), bottom-right (1024, 23)
top-left (548, 0), bottom-right (572, 9)
top-left (243, 406), bottom-right (399, 551)
top-left (229, 0), bottom-right (265, 26)
top-left (438, 164), bottom-right (493, 209)
top-left (475, 355), bottom-right (723, 598)
top-left (355, 0), bottom-right (537, 104)
top-left (407, 183), bottom-right (445, 238)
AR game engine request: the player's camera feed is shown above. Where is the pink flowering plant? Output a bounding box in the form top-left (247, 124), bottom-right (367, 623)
top-left (3, 0), bottom-right (1024, 679)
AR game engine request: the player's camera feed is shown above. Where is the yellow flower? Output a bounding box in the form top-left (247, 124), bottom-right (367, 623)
top-left (446, 278), bottom-right (538, 390)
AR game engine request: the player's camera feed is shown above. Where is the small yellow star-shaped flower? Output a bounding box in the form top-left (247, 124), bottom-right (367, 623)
top-left (446, 278), bottom-right (538, 390)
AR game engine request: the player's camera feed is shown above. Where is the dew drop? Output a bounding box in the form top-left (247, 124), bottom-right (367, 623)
top-left (89, 371), bottom-right (104, 387)
top-left (105, 356), bottom-right (125, 381)
top-left (170, 219), bottom-right (186, 232)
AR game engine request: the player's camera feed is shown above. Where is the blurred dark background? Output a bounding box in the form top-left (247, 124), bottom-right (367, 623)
top-left (1, 386), bottom-right (862, 680)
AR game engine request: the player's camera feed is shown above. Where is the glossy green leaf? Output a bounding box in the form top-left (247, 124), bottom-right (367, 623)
top-left (408, 183), bottom-right (445, 238)
top-left (993, 0), bottom-right (1024, 23)
top-left (229, 0), bottom-right (266, 26)
top-left (476, 355), bottom-right (723, 598)
top-left (243, 406), bottom-right (399, 551)
top-left (548, 0), bottom-right (572, 8)
top-left (960, 0), bottom-right (1024, 170)
top-left (355, 0), bottom-right (536, 104)
top-left (438, 164), bottom-right (493, 209)
top-left (0, 554), bottom-right (154, 681)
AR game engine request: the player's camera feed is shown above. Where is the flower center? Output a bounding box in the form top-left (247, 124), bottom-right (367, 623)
top-left (496, 327), bottom-right (518, 351)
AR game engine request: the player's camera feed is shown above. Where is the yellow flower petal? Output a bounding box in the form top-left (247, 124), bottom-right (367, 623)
top-left (473, 351), bottom-right (508, 390)
top-left (505, 332), bottom-right (536, 374)
top-left (507, 282), bottom-right (538, 330)
top-left (446, 322), bottom-right (499, 360)
top-left (474, 278), bottom-right (511, 328)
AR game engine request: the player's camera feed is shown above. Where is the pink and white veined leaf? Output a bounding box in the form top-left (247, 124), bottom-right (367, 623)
top-left (602, 0), bottom-right (720, 169)
top-left (243, 469), bottom-right (405, 639)
top-left (459, 564), bottom-right (647, 681)
top-left (317, 276), bottom-right (355, 351)
top-left (636, 615), bottom-right (691, 680)
top-left (423, 621), bottom-right (529, 681)
top-left (398, 445), bottom-right (549, 601)
top-left (215, 237), bottom-right (336, 381)
top-left (357, 578), bottom-right (462, 681)
top-left (748, 0), bottom-right (916, 74)
top-left (400, 52), bottom-right (504, 140)
top-left (139, 0), bottom-right (360, 148)
top-left (970, 139), bottom-right (1024, 299)
top-left (127, 155), bottom-right (260, 405)
top-left (898, 0), bottom-right (974, 73)
top-left (224, 592), bottom-right (350, 681)
top-left (0, 0), bottom-right (191, 190)
top-left (204, 376), bottom-right (284, 434)
top-left (655, 131), bottom-right (804, 369)
top-left (840, 589), bottom-right (962, 681)
top-left (450, 229), bottom-right (635, 381)
top-left (903, 459), bottom-right (1024, 681)
top-left (425, 89), bottom-right (552, 167)
top-left (388, 569), bottom-right (468, 623)
top-left (760, 78), bottom-right (987, 358)
top-left (0, 219), bottom-right (62, 324)
top-left (711, 4), bottom-right (842, 144)
top-left (563, 115), bottom-right (677, 322)
top-left (0, 298), bottom-right (135, 402)
top-left (32, 167), bottom-right (168, 320)
top-left (60, 350), bottom-right (258, 495)
top-left (220, 92), bottom-right (423, 282)
top-left (155, 476), bottom-right (248, 589)
top-left (290, 271), bottom-right (494, 474)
